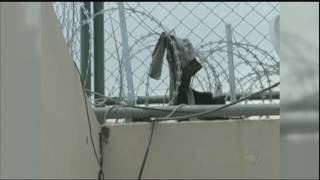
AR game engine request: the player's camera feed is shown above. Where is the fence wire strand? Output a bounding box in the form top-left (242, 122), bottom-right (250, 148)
top-left (53, 2), bottom-right (280, 106)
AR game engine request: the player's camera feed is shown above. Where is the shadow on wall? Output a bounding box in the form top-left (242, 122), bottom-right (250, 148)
top-left (280, 30), bottom-right (319, 179)
top-left (281, 32), bottom-right (319, 124)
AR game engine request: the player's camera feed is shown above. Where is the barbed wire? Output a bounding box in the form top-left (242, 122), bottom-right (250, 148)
top-left (53, 2), bottom-right (280, 106)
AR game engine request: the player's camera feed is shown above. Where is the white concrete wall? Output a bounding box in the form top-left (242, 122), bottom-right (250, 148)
top-left (0, 2), bottom-right (100, 179)
top-left (280, 2), bottom-right (319, 179)
top-left (103, 119), bottom-right (279, 179)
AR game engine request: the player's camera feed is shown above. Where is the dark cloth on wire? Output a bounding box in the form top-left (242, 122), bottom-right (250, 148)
top-left (149, 32), bottom-right (226, 106)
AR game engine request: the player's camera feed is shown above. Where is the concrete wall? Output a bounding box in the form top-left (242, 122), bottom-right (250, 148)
top-left (103, 119), bottom-right (279, 179)
top-left (280, 2), bottom-right (319, 179)
top-left (0, 2), bottom-right (100, 178)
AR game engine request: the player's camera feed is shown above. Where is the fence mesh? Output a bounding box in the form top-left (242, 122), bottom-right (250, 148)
top-left (53, 2), bottom-right (280, 105)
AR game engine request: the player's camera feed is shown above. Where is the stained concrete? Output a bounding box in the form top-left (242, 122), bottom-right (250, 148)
top-left (102, 119), bottom-right (279, 179)
top-left (0, 2), bottom-right (100, 178)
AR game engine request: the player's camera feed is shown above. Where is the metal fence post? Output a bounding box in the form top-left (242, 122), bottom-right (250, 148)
top-left (80, 2), bottom-right (91, 91)
top-left (55, 2), bottom-right (280, 105)
top-left (117, 2), bottom-right (135, 105)
top-left (93, 2), bottom-right (105, 102)
top-left (226, 24), bottom-right (236, 102)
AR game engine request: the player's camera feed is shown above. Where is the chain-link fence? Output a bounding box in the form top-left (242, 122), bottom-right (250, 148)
top-left (53, 2), bottom-right (280, 106)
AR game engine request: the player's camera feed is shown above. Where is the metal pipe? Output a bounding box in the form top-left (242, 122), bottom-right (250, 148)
top-left (226, 24), bottom-right (236, 102)
top-left (117, 2), bottom-right (135, 105)
top-left (94, 104), bottom-right (279, 123)
top-left (93, 2), bottom-right (105, 102)
top-left (101, 91), bottom-right (280, 105)
top-left (80, 2), bottom-right (91, 90)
